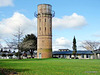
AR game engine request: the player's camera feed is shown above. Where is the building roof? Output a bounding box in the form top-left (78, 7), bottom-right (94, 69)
top-left (59, 49), bottom-right (70, 51)
top-left (53, 51), bottom-right (93, 55)
top-left (94, 50), bottom-right (100, 54)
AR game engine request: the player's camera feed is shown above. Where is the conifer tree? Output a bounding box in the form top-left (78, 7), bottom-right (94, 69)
top-left (72, 36), bottom-right (77, 59)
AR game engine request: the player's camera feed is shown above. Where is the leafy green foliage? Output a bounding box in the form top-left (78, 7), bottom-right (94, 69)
top-left (21, 34), bottom-right (37, 51)
top-left (20, 34), bottom-right (37, 58)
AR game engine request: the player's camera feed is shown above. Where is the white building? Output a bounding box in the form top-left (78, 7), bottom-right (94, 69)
top-left (52, 50), bottom-right (100, 59)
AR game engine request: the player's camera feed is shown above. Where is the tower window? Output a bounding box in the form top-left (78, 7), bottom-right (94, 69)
top-left (45, 18), bottom-right (46, 22)
top-left (39, 27), bottom-right (41, 34)
top-left (39, 19), bottom-right (41, 22)
top-left (40, 27), bottom-right (41, 30)
top-left (42, 40), bottom-right (44, 42)
top-left (45, 27), bottom-right (46, 31)
top-left (50, 19), bottom-right (52, 25)
top-left (50, 27), bottom-right (51, 32)
top-left (50, 19), bottom-right (52, 23)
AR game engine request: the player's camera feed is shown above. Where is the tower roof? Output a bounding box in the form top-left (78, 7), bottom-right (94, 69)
top-left (38, 4), bottom-right (52, 6)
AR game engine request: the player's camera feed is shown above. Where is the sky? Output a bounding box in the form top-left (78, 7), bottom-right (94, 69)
top-left (0, 0), bottom-right (100, 51)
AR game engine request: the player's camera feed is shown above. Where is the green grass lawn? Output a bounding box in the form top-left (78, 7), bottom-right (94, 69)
top-left (0, 58), bottom-right (100, 75)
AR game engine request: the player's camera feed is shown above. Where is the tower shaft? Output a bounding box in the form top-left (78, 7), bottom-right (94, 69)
top-left (37, 4), bottom-right (52, 58)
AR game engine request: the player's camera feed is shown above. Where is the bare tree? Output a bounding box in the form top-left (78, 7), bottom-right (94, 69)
top-left (81, 41), bottom-right (100, 50)
top-left (5, 39), bottom-right (18, 50)
top-left (5, 26), bottom-right (24, 59)
top-left (81, 40), bottom-right (100, 59)
top-left (13, 26), bottom-right (24, 59)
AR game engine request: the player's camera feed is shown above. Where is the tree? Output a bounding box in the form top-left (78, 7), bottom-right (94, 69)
top-left (5, 26), bottom-right (24, 59)
top-left (0, 43), bottom-right (3, 49)
top-left (0, 43), bottom-right (3, 52)
top-left (20, 34), bottom-right (37, 58)
top-left (5, 39), bottom-right (18, 50)
top-left (9, 49), bottom-right (11, 53)
top-left (72, 36), bottom-right (77, 59)
top-left (2, 54), bottom-right (7, 59)
top-left (0, 48), bottom-right (3, 52)
top-left (13, 26), bottom-right (24, 59)
top-left (81, 41), bottom-right (100, 59)
top-left (81, 41), bottom-right (100, 50)
top-left (15, 52), bottom-right (22, 57)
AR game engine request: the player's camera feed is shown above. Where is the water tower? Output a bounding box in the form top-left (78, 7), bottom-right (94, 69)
top-left (35, 4), bottom-right (55, 58)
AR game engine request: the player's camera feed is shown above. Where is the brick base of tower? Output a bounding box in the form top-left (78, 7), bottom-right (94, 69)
top-left (37, 36), bottom-right (52, 58)
top-left (37, 49), bottom-right (52, 58)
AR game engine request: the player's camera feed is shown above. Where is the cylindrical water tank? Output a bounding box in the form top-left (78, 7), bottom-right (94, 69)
top-left (38, 4), bottom-right (52, 14)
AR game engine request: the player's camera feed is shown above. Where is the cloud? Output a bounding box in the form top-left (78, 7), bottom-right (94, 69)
top-left (92, 31), bottom-right (100, 38)
top-left (53, 13), bottom-right (87, 29)
top-left (0, 12), bottom-right (87, 38)
top-left (53, 37), bottom-right (72, 51)
top-left (93, 35), bottom-right (100, 37)
top-left (92, 34), bottom-right (100, 37)
top-left (0, 12), bottom-right (87, 48)
top-left (52, 37), bottom-right (86, 51)
top-left (54, 37), bottom-right (71, 46)
top-left (0, 12), bottom-right (37, 38)
top-left (0, 0), bottom-right (14, 7)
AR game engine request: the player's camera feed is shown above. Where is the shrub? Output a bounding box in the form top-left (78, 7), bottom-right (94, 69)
top-left (71, 57), bottom-right (74, 59)
top-left (1, 54), bottom-right (6, 57)
top-left (15, 52), bottom-right (22, 57)
top-left (8, 54), bottom-right (13, 57)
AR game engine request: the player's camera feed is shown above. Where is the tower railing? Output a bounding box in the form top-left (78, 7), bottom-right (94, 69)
top-left (34, 10), bottom-right (55, 18)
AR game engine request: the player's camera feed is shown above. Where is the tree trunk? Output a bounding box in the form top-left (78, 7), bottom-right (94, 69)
top-left (30, 50), bottom-right (34, 58)
top-left (74, 54), bottom-right (76, 59)
top-left (94, 53), bottom-right (97, 59)
top-left (18, 44), bottom-right (21, 60)
top-left (18, 51), bottom-right (21, 60)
